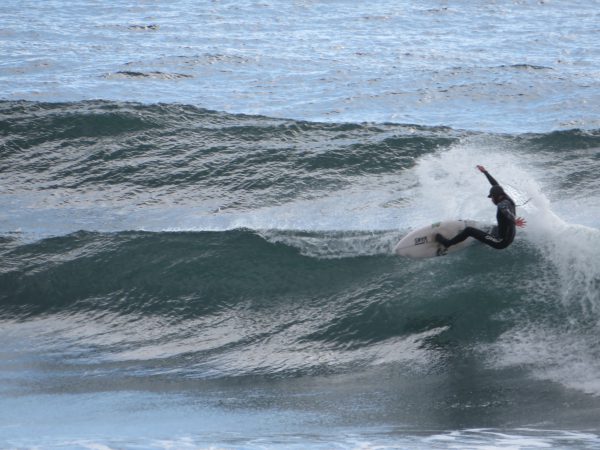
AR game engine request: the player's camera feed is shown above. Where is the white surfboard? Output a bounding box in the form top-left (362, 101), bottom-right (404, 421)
top-left (394, 220), bottom-right (484, 258)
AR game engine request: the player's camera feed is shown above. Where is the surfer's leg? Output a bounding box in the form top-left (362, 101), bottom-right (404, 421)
top-left (436, 226), bottom-right (508, 249)
top-left (464, 227), bottom-right (513, 249)
top-left (435, 228), bottom-right (472, 247)
top-left (434, 233), bottom-right (454, 247)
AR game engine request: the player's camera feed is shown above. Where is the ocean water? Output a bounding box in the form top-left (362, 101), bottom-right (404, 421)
top-left (1, 1), bottom-right (600, 449)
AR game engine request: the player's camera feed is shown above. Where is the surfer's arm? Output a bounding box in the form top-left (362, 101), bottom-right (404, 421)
top-left (476, 165), bottom-right (499, 186)
top-left (498, 200), bottom-right (526, 227)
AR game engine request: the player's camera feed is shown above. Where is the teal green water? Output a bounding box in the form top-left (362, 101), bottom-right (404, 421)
top-left (1, 101), bottom-right (599, 448)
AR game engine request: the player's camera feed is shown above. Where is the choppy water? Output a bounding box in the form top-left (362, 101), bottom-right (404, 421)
top-left (2, 1), bottom-right (600, 449)
top-left (2, 0), bottom-right (600, 131)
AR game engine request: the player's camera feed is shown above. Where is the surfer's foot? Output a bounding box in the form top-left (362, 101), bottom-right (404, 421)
top-left (435, 233), bottom-right (451, 247)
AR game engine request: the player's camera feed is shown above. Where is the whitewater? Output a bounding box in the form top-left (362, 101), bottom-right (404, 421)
top-left (1, 1), bottom-right (600, 449)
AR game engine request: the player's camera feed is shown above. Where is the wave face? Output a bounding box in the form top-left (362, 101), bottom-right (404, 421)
top-left (1, 101), bottom-right (600, 423)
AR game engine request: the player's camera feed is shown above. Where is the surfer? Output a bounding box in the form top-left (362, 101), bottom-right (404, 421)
top-left (435, 165), bottom-right (526, 250)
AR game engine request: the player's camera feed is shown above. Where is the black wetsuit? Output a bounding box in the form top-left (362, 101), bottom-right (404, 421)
top-left (440, 171), bottom-right (517, 250)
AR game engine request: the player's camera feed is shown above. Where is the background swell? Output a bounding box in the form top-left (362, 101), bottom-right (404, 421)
top-left (0, 100), bottom-right (457, 209)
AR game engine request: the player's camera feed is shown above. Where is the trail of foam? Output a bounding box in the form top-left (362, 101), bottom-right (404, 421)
top-left (258, 230), bottom-right (401, 259)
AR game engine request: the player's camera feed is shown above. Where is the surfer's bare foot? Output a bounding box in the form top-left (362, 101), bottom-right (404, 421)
top-left (435, 233), bottom-right (450, 247)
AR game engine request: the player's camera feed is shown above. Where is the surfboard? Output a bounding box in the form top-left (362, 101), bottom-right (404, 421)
top-left (394, 220), bottom-right (482, 258)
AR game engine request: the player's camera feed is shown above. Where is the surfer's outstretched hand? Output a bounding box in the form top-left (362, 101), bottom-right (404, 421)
top-left (515, 217), bottom-right (527, 227)
top-left (476, 165), bottom-right (487, 173)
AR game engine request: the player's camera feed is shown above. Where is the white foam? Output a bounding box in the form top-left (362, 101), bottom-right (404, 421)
top-left (401, 135), bottom-right (555, 234)
top-left (526, 208), bottom-right (600, 311)
top-left (9, 429), bottom-right (600, 450)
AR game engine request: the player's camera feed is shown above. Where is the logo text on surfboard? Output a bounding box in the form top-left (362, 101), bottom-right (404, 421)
top-left (414, 236), bottom-right (428, 245)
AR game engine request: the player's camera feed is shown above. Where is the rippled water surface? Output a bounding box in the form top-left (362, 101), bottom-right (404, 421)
top-left (1, 1), bottom-right (600, 449)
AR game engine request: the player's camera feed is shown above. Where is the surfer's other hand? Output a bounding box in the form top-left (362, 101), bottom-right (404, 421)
top-left (515, 217), bottom-right (527, 228)
top-left (476, 165), bottom-right (487, 173)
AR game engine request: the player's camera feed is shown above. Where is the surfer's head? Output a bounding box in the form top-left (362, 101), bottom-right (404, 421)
top-left (488, 185), bottom-right (505, 203)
